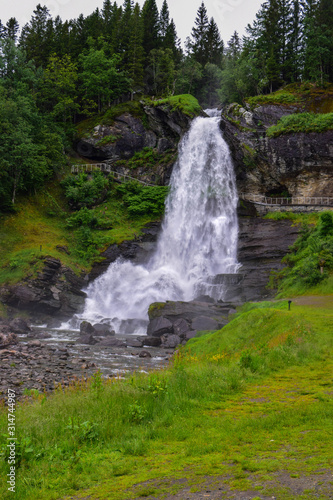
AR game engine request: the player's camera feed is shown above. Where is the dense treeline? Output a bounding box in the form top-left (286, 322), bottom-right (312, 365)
top-left (0, 0), bottom-right (332, 211)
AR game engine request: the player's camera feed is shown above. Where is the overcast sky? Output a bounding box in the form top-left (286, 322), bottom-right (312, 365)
top-left (0, 0), bottom-right (263, 45)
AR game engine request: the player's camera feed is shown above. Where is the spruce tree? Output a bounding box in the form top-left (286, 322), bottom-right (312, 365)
top-left (119, 0), bottom-right (134, 63)
top-left (159, 0), bottom-right (170, 40)
top-left (141, 0), bottom-right (160, 56)
top-left (6, 18), bottom-right (20, 42)
top-left (0, 21), bottom-right (6, 39)
top-left (189, 1), bottom-right (209, 65)
top-left (206, 17), bottom-right (223, 66)
top-left (127, 2), bottom-right (145, 89)
top-left (19, 5), bottom-right (54, 67)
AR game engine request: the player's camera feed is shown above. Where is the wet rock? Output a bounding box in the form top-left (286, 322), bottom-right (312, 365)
top-left (92, 324), bottom-right (115, 336)
top-left (184, 330), bottom-right (197, 341)
top-left (127, 338), bottom-right (144, 348)
top-left (98, 338), bottom-right (127, 347)
top-left (144, 336), bottom-right (162, 347)
top-left (172, 318), bottom-right (191, 337)
top-left (161, 334), bottom-right (181, 349)
top-left (139, 350), bottom-right (152, 358)
top-left (77, 334), bottom-right (97, 345)
top-left (80, 321), bottom-right (95, 335)
top-left (191, 316), bottom-right (219, 331)
top-left (147, 317), bottom-right (173, 337)
top-left (9, 318), bottom-right (31, 334)
top-left (148, 301), bottom-right (230, 326)
top-left (28, 331), bottom-right (52, 340)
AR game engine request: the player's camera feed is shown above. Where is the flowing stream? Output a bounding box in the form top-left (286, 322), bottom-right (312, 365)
top-left (69, 110), bottom-right (239, 333)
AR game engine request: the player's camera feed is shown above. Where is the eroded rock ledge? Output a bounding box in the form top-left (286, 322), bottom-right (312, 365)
top-left (221, 103), bottom-right (333, 197)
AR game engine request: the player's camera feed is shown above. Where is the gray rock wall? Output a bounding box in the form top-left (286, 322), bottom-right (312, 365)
top-left (220, 103), bottom-right (333, 198)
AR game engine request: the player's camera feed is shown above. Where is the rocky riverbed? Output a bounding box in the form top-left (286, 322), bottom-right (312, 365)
top-left (0, 326), bottom-right (173, 401)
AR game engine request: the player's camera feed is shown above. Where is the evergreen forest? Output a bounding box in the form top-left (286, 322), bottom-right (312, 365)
top-left (0, 0), bottom-right (332, 211)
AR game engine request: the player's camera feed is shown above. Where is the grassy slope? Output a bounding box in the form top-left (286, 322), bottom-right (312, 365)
top-left (0, 299), bottom-right (332, 499)
top-left (0, 181), bottom-right (157, 285)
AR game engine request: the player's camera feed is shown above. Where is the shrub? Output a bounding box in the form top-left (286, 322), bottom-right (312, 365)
top-left (66, 207), bottom-right (98, 229)
top-left (116, 181), bottom-right (169, 217)
top-left (61, 171), bottom-right (109, 209)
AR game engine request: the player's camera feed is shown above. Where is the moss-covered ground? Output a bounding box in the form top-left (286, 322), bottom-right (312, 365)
top-left (0, 299), bottom-right (332, 499)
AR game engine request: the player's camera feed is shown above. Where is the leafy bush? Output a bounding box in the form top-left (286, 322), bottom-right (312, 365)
top-left (61, 171), bottom-right (109, 209)
top-left (116, 181), bottom-right (169, 217)
top-left (267, 112), bottom-right (333, 137)
top-left (66, 207), bottom-right (98, 229)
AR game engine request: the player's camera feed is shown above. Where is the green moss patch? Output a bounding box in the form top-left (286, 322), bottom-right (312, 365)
top-left (153, 94), bottom-right (201, 117)
top-left (267, 112), bottom-right (333, 137)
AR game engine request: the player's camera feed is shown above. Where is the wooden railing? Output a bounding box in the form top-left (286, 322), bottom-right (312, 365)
top-left (239, 193), bottom-right (333, 206)
top-left (71, 163), bottom-right (156, 187)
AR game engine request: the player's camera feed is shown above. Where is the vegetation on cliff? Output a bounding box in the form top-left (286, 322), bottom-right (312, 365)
top-left (267, 211), bottom-right (333, 296)
top-left (267, 111), bottom-right (333, 137)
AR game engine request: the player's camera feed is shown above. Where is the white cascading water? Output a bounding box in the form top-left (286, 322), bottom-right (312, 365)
top-left (74, 110), bottom-right (239, 332)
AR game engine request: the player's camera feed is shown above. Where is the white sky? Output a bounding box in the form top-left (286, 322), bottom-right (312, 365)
top-left (0, 0), bottom-right (263, 45)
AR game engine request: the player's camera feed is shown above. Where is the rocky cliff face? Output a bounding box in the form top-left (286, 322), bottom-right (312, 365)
top-left (220, 103), bottom-right (333, 197)
top-left (0, 258), bottom-right (87, 323)
top-left (75, 102), bottom-right (197, 185)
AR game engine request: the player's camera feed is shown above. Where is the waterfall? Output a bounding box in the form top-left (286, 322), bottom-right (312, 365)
top-left (75, 111), bottom-right (239, 332)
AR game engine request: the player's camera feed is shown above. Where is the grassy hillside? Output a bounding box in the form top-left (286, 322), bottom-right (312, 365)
top-left (0, 174), bottom-right (167, 286)
top-left (0, 298), bottom-right (332, 499)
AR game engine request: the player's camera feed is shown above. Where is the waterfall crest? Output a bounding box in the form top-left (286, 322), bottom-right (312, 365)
top-left (78, 112), bottom-right (239, 330)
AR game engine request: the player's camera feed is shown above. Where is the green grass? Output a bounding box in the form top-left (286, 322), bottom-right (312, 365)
top-left (0, 178), bottom-right (161, 283)
top-left (247, 91), bottom-right (298, 107)
top-left (267, 112), bottom-right (333, 137)
top-left (153, 94), bottom-right (202, 117)
top-left (246, 82), bottom-right (333, 112)
top-left (0, 299), bottom-right (332, 499)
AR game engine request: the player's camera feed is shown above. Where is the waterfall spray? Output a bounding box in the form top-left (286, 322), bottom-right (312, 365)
top-left (76, 112), bottom-right (239, 331)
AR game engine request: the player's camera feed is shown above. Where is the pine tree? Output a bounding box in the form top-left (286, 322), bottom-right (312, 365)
top-left (141, 0), bottom-right (160, 56)
top-left (164, 19), bottom-right (182, 63)
top-left (206, 18), bottom-right (223, 66)
top-left (159, 0), bottom-right (170, 40)
top-left (19, 4), bottom-right (54, 67)
top-left (6, 18), bottom-right (20, 42)
top-left (188, 1), bottom-right (209, 65)
top-left (119, 0), bottom-right (134, 64)
top-left (127, 2), bottom-right (145, 89)
top-left (287, 0), bottom-right (302, 82)
top-left (226, 31), bottom-right (241, 60)
top-left (316, 0), bottom-right (333, 81)
top-left (0, 21), bottom-right (6, 40)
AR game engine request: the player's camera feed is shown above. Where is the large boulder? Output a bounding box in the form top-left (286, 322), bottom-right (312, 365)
top-left (147, 317), bottom-right (173, 337)
top-left (191, 316), bottom-right (219, 331)
top-left (80, 321), bottom-right (95, 335)
top-left (92, 324), bottom-right (115, 336)
top-left (161, 334), bottom-right (181, 349)
top-left (9, 318), bottom-right (31, 334)
top-left (148, 300), bottom-right (230, 326)
top-left (77, 334), bottom-right (97, 345)
top-left (98, 338), bottom-right (127, 347)
top-left (144, 336), bottom-right (162, 347)
top-left (172, 318), bottom-right (191, 337)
